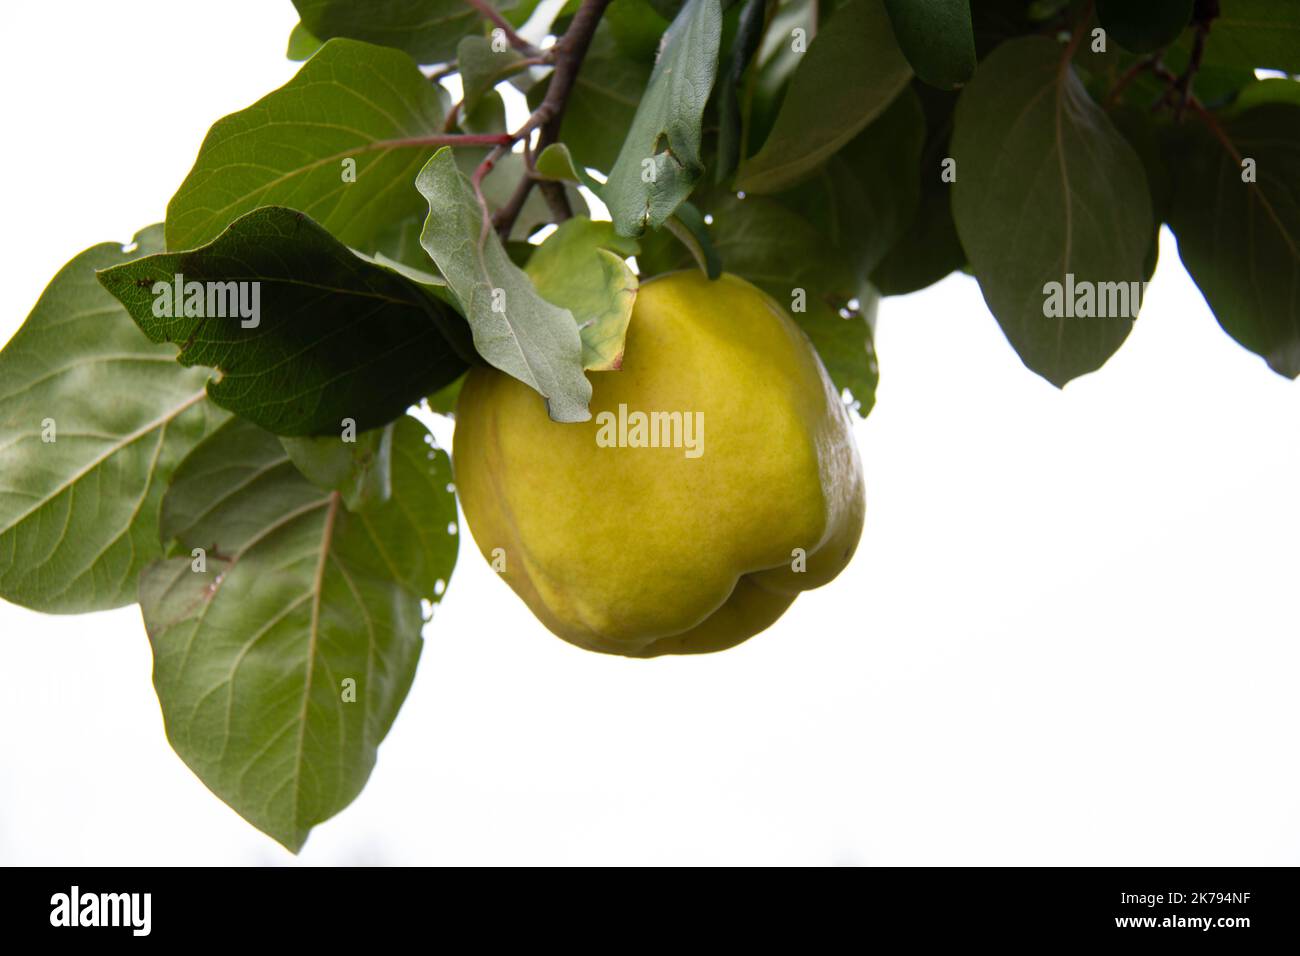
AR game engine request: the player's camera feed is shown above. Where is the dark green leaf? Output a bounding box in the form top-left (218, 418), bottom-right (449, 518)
top-left (1201, 0), bottom-right (1300, 74)
top-left (606, 0), bottom-right (674, 61)
top-left (416, 148), bottom-right (593, 421)
top-left (787, 86), bottom-right (925, 281)
top-left (736, 0), bottom-right (912, 194)
top-left (1097, 0), bottom-right (1192, 54)
top-left (426, 375), bottom-right (466, 415)
top-left (0, 228), bottom-right (225, 613)
top-left (870, 83), bottom-right (965, 295)
top-left (663, 202), bottom-right (723, 279)
top-left (951, 37), bottom-right (1153, 386)
top-left (282, 424), bottom-right (395, 512)
top-left (1109, 106), bottom-right (1171, 281)
top-left (883, 0), bottom-right (976, 89)
top-left (746, 0), bottom-right (814, 150)
top-left (100, 207), bottom-right (472, 436)
top-left (716, 0), bottom-right (770, 182)
top-left (1165, 103), bottom-right (1300, 377)
top-left (141, 414), bottom-right (456, 852)
top-left (605, 0), bottom-right (723, 236)
top-left (525, 218), bottom-right (641, 370)
top-left (291, 0), bottom-right (518, 64)
top-left (166, 39), bottom-right (450, 253)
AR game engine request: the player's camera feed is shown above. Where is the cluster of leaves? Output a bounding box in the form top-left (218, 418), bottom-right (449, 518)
top-left (1, 0), bottom-right (1296, 850)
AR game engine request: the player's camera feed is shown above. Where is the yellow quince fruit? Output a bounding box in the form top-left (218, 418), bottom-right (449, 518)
top-left (453, 271), bottom-right (865, 657)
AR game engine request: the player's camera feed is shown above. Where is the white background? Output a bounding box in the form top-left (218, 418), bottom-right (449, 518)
top-left (1, 2), bottom-right (1297, 866)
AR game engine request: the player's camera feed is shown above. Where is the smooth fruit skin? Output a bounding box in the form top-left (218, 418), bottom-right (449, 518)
top-left (453, 271), bottom-right (865, 657)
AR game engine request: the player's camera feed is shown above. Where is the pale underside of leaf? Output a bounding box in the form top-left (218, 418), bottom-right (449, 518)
top-left (417, 148), bottom-right (592, 421)
top-left (0, 233), bottom-right (224, 613)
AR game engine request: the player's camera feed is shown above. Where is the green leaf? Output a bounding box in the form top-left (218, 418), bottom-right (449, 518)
top-left (166, 39), bottom-right (451, 253)
top-left (291, 0), bottom-right (518, 64)
top-left (1109, 105), bottom-right (1171, 282)
top-left (416, 148), bottom-right (593, 421)
top-left (662, 202), bottom-right (723, 279)
top-left (532, 22), bottom-right (651, 173)
top-left (735, 0), bottom-right (912, 194)
top-left (0, 228), bottom-right (225, 613)
top-left (457, 35), bottom-right (524, 115)
top-left (951, 37), bottom-right (1153, 386)
top-left (716, 0), bottom-right (769, 182)
top-left (99, 207), bottom-right (472, 436)
top-left (286, 21), bottom-right (323, 61)
top-left (458, 87), bottom-right (509, 136)
top-left (1229, 76), bottom-right (1300, 113)
top-left (871, 85), bottom-right (965, 296)
top-left (705, 193), bottom-right (878, 413)
top-left (535, 143), bottom-right (588, 184)
top-left (1165, 103), bottom-right (1300, 378)
top-left (1201, 0), bottom-right (1300, 74)
top-left (282, 424), bottom-right (395, 513)
top-left (426, 375), bottom-right (466, 415)
top-left (606, 0), bottom-right (674, 61)
top-left (605, 0), bottom-right (724, 236)
top-left (140, 414), bottom-right (456, 852)
top-left (798, 286), bottom-right (880, 417)
top-left (786, 86), bottom-right (926, 281)
top-left (746, 0), bottom-right (814, 149)
top-left (1096, 0), bottom-right (1192, 54)
top-left (525, 218), bottom-right (641, 370)
top-left (883, 0), bottom-right (976, 89)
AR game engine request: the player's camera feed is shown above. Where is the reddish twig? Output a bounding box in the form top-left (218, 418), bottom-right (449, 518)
top-left (462, 0), bottom-right (543, 57)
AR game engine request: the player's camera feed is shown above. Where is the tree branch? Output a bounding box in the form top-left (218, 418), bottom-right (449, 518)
top-left (490, 0), bottom-right (614, 239)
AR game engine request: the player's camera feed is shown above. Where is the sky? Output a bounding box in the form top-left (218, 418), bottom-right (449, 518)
top-left (0, 1), bottom-right (1297, 866)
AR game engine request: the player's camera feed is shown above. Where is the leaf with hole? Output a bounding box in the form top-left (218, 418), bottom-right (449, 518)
top-left (604, 0), bottom-right (723, 236)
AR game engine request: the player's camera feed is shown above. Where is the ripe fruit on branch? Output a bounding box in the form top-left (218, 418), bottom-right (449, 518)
top-left (454, 271), bottom-right (865, 657)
